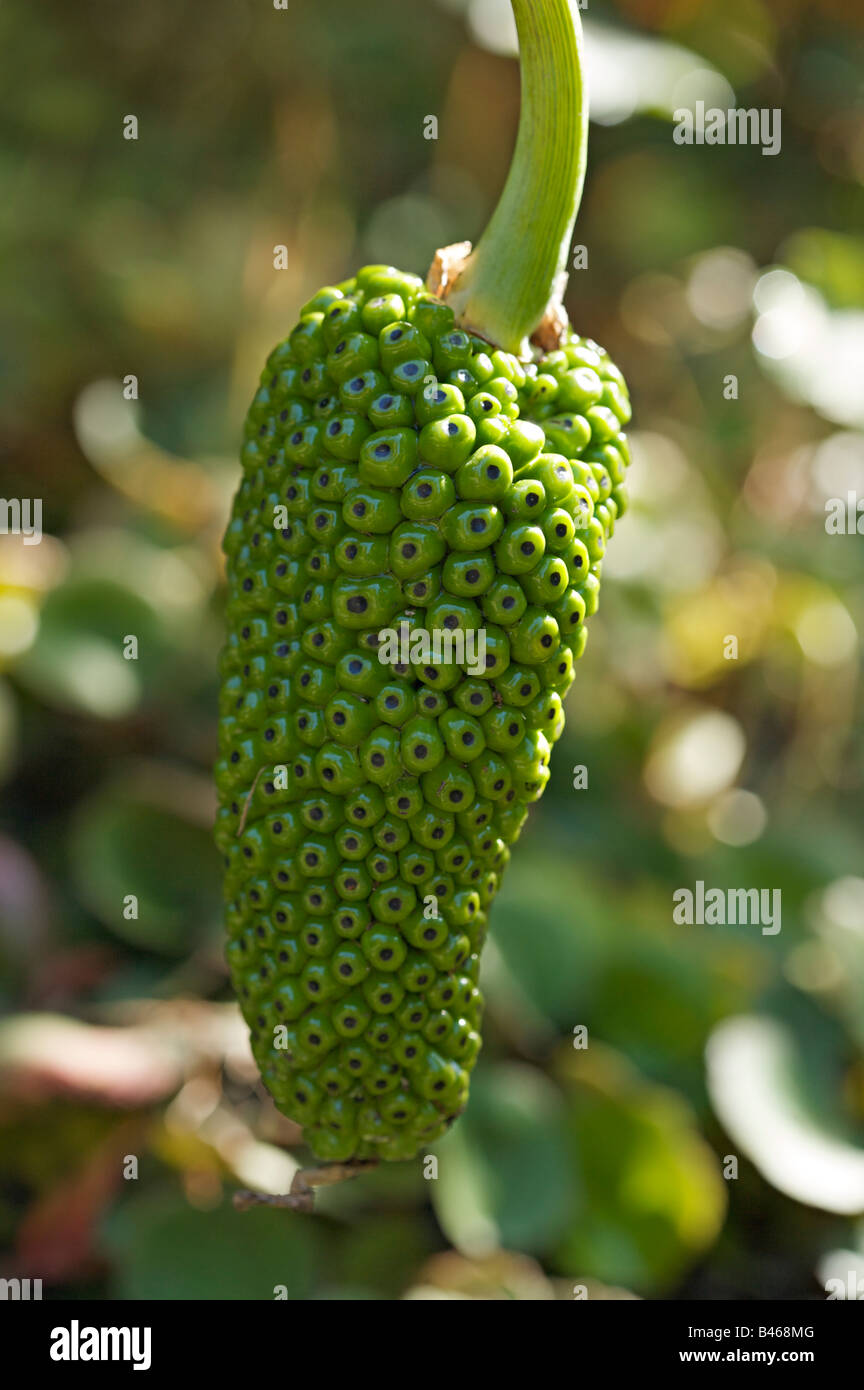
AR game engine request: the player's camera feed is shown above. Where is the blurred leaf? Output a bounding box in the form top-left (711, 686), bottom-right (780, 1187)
top-left (15, 579), bottom-right (167, 718)
top-left (433, 1063), bottom-right (575, 1255)
top-left (782, 229), bottom-right (864, 312)
top-left (552, 1044), bottom-right (726, 1292)
top-left (707, 1014), bottom-right (864, 1215)
top-left (333, 1214), bottom-right (435, 1299)
top-left (102, 1190), bottom-right (318, 1300)
top-left (68, 790), bottom-right (221, 954)
top-left (593, 940), bottom-right (751, 1069)
top-left (489, 855), bottom-right (604, 1027)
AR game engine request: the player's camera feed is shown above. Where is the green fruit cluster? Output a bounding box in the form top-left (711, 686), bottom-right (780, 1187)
top-left (216, 263), bottom-right (631, 1162)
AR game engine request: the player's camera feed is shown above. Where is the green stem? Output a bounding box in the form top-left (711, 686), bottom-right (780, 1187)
top-left (447, 0), bottom-right (588, 357)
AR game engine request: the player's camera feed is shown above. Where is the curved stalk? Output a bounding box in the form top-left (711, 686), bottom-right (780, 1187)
top-left (446, 0), bottom-right (588, 357)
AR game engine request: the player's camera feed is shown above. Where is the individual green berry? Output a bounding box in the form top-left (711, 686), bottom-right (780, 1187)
top-left (400, 468), bottom-right (456, 521)
top-left (418, 415), bottom-right (477, 472)
top-left (361, 294), bottom-right (406, 335)
top-left (359, 428), bottom-right (418, 487)
top-left (368, 390), bottom-right (415, 429)
top-left (455, 444), bottom-right (514, 501)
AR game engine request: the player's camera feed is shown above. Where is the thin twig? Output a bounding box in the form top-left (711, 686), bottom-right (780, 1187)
top-left (235, 767), bottom-right (264, 837)
top-left (233, 1158), bottom-right (379, 1213)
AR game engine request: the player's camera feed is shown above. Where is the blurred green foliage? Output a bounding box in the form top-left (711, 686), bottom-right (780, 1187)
top-left (1, 0), bottom-right (863, 1300)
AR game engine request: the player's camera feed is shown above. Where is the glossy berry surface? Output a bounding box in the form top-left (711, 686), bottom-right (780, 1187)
top-left (216, 264), bottom-right (631, 1162)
